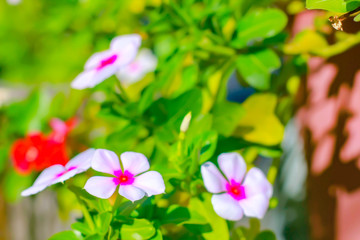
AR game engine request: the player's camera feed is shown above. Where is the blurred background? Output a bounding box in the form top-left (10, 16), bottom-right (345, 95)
top-left (1, 0), bottom-right (360, 240)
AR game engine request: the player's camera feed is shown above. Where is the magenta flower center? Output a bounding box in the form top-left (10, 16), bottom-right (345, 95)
top-left (113, 170), bottom-right (134, 186)
top-left (226, 180), bottom-right (246, 201)
top-left (96, 54), bottom-right (118, 70)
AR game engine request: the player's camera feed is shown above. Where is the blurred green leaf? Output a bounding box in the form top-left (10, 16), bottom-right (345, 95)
top-left (236, 49), bottom-right (281, 90)
top-left (306, 0), bottom-right (360, 12)
top-left (234, 94), bottom-right (284, 146)
top-left (232, 9), bottom-right (287, 48)
top-left (120, 218), bottom-right (156, 240)
top-left (254, 231), bottom-right (277, 240)
top-left (49, 230), bottom-right (82, 240)
top-left (212, 101), bottom-right (245, 136)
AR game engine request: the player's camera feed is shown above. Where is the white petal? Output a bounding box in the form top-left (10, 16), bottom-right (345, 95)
top-left (120, 152), bottom-right (149, 176)
top-left (84, 176), bottom-right (117, 199)
top-left (118, 185), bottom-right (145, 202)
top-left (116, 49), bottom-right (157, 84)
top-left (91, 149), bottom-right (121, 175)
top-left (110, 34), bottom-right (142, 51)
top-left (201, 162), bottom-right (227, 194)
top-left (133, 171), bottom-right (165, 196)
top-left (21, 184), bottom-right (49, 197)
top-left (84, 50), bottom-right (116, 70)
top-left (33, 165), bottom-right (66, 185)
top-left (243, 168), bottom-right (273, 199)
top-left (218, 152), bottom-right (247, 183)
top-left (55, 170), bottom-right (79, 184)
top-left (211, 193), bottom-right (244, 221)
top-left (239, 195), bottom-right (270, 219)
top-left (21, 164), bottom-right (66, 196)
top-left (66, 148), bottom-right (96, 171)
top-left (71, 70), bottom-right (96, 90)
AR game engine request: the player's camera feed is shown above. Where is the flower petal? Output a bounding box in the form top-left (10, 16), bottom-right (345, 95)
top-left (65, 148), bottom-right (96, 171)
top-left (110, 34), bottom-right (142, 51)
top-left (91, 149), bottom-right (121, 175)
top-left (133, 171), bottom-right (165, 196)
top-left (21, 164), bottom-right (65, 196)
top-left (84, 176), bottom-right (117, 199)
top-left (84, 50), bottom-right (116, 70)
top-left (116, 49), bottom-right (157, 84)
top-left (218, 152), bottom-right (246, 183)
top-left (21, 183), bottom-right (49, 197)
top-left (118, 185), bottom-right (145, 202)
top-left (120, 152), bottom-right (149, 175)
top-left (211, 193), bottom-right (244, 221)
top-left (201, 162), bottom-right (227, 194)
top-left (243, 168), bottom-right (273, 199)
top-left (71, 70), bottom-right (97, 90)
top-left (239, 194), bottom-right (270, 219)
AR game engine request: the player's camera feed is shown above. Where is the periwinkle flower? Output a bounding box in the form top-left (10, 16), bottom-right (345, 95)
top-left (84, 149), bottom-right (165, 202)
top-left (116, 48), bottom-right (157, 84)
top-left (71, 34), bottom-right (141, 90)
top-left (201, 152), bottom-right (273, 221)
top-left (21, 149), bottom-right (96, 196)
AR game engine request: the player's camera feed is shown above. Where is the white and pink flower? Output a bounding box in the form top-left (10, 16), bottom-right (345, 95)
top-left (21, 148), bottom-right (96, 196)
top-left (201, 152), bottom-right (273, 221)
top-left (84, 149), bottom-right (165, 202)
top-left (116, 48), bottom-right (157, 85)
top-left (71, 34), bottom-right (141, 90)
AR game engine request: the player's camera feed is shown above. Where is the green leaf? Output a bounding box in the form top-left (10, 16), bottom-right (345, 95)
top-left (232, 9), bottom-right (287, 48)
top-left (234, 94), bottom-right (284, 146)
top-left (187, 196), bottom-right (229, 240)
top-left (198, 131), bottom-right (218, 164)
top-left (120, 219), bottom-right (156, 240)
top-left (72, 222), bottom-right (93, 236)
top-left (354, 12), bottom-right (360, 21)
top-left (95, 212), bottom-right (112, 235)
top-left (162, 205), bottom-right (191, 224)
top-left (236, 49), bottom-right (281, 90)
top-left (149, 229), bottom-right (163, 240)
top-left (306, 0), bottom-right (360, 13)
top-left (49, 231), bottom-right (82, 240)
top-left (212, 101), bottom-right (245, 136)
top-left (254, 231), bottom-right (277, 240)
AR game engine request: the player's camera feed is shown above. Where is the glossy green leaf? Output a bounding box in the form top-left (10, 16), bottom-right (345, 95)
top-left (234, 93), bottom-right (284, 146)
top-left (306, 0), bottom-right (360, 13)
top-left (120, 219), bottom-right (156, 240)
top-left (232, 9), bottom-right (287, 48)
top-left (236, 49), bottom-right (281, 90)
top-left (49, 231), bottom-right (82, 240)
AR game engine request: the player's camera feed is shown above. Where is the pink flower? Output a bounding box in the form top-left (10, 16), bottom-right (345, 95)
top-left (116, 48), bottom-right (157, 84)
top-left (201, 153), bottom-right (273, 221)
top-left (84, 149), bottom-right (165, 202)
top-left (21, 149), bottom-right (96, 196)
top-left (71, 34), bottom-right (141, 90)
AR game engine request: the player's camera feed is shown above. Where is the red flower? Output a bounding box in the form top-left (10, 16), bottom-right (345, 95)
top-left (10, 118), bottom-right (76, 175)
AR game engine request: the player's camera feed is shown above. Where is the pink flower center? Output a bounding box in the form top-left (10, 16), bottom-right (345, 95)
top-left (113, 170), bottom-right (134, 186)
top-left (96, 54), bottom-right (118, 71)
top-left (129, 62), bottom-right (140, 72)
top-left (226, 180), bottom-right (246, 201)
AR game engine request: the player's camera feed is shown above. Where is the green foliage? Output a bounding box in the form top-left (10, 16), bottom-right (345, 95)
top-left (0, 0), bottom-right (308, 239)
top-left (306, 0), bottom-right (360, 12)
